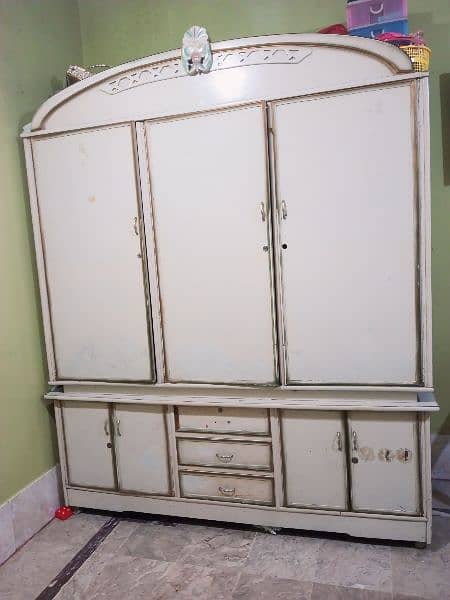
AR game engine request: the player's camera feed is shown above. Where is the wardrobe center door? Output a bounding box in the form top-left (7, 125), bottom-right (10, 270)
top-left (272, 83), bottom-right (418, 385)
top-left (62, 401), bottom-right (115, 489)
top-left (114, 405), bottom-right (171, 495)
top-left (32, 125), bottom-right (154, 382)
top-left (145, 105), bottom-right (277, 384)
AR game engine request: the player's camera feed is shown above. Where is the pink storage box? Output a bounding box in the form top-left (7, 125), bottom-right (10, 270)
top-left (347, 0), bottom-right (408, 30)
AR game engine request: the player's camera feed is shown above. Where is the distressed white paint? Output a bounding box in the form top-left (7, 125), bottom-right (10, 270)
top-left (23, 32), bottom-right (434, 545)
top-left (179, 472), bottom-right (273, 504)
top-left (113, 405), bottom-right (171, 495)
top-left (62, 402), bottom-right (115, 489)
top-left (272, 83), bottom-right (418, 384)
top-left (28, 35), bottom-right (413, 133)
top-left (31, 125), bottom-right (153, 382)
top-left (281, 411), bottom-right (348, 510)
top-left (146, 105), bottom-right (276, 384)
top-left (177, 438), bottom-right (272, 470)
top-left (348, 412), bottom-right (420, 514)
top-left (176, 406), bottom-right (270, 434)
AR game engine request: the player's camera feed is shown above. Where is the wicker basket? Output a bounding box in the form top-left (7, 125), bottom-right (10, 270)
top-left (400, 45), bottom-right (431, 72)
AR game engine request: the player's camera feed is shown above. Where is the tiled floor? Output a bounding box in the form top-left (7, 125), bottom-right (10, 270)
top-left (0, 511), bottom-right (449, 600)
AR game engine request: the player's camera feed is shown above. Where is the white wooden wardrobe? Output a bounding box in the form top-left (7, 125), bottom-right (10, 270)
top-left (23, 33), bottom-right (437, 545)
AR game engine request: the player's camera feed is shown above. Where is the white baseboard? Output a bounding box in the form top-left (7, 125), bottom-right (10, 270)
top-left (0, 465), bottom-right (62, 565)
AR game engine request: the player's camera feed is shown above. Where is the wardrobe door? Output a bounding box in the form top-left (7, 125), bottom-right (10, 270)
top-left (145, 105), bottom-right (277, 384)
top-left (281, 411), bottom-right (348, 510)
top-left (348, 412), bottom-right (420, 515)
top-left (32, 125), bottom-right (154, 382)
top-left (272, 83), bottom-right (418, 385)
top-left (62, 402), bottom-right (115, 489)
top-left (113, 404), bottom-right (171, 495)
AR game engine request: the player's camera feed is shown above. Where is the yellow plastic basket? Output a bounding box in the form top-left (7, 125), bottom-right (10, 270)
top-left (400, 45), bottom-right (431, 72)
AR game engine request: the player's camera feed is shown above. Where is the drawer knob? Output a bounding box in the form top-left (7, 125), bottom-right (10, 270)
top-left (218, 486), bottom-right (236, 497)
top-left (216, 453), bottom-right (234, 463)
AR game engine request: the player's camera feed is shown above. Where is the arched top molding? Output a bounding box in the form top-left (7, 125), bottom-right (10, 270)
top-left (29, 33), bottom-right (414, 133)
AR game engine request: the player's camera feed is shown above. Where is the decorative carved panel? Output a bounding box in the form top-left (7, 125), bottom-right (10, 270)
top-left (100, 46), bottom-right (313, 95)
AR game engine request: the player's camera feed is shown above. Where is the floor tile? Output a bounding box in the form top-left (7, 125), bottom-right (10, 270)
top-left (122, 520), bottom-right (255, 568)
top-left (243, 530), bottom-right (322, 582)
top-left (0, 538), bottom-right (75, 600)
top-left (151, 562), bottom-right (241, 600)
top-left (311, 582), bottom-right (393, 599)
top-left (33, 511), bottom-right (108, 549)
top-left (56, 552), bottom-right (171, 599)
top-left (96, 518), bottom-right (141, 555)
top-left (233, 573), bottom-right (313, 600)
top-left (391, 517), bottom-right (450, 600)
top-left (313, 538), bottom-right (392, 592)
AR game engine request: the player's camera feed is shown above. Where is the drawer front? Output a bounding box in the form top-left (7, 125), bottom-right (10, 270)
top-left (347, 0), bottom-right (408, 30)
top-left (176, 406), bottom-right (270, 435)
top-left (178, 439), bottom-right (272, 470)
top-left (350, 18), bottom-right (408, 39)
top-left (180, 472), bottom-right (273, 504)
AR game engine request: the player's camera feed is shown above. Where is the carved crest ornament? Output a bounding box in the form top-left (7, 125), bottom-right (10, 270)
top-left (181, 26), bottom-right (213, 75)
top-left (99, 26), bottom-right (313, 95)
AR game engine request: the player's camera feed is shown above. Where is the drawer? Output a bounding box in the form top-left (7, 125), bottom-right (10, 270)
top-left (347, 0), bottom-right (408, 30)
top-left (177, 438), bottom-right (272, 470)
top-left (176, 406), bottom-right (270, 435)
top-left (349, 18), bottom-right (408, 39)
top-left (180, 472), bottom-right (274, 505)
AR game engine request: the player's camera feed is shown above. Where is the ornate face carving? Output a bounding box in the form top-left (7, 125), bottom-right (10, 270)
top-left (181, 26), bottom-right (213, 75)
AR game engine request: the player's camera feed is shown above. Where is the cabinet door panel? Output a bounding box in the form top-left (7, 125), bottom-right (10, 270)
top-left (281, 411), bottom-right (347, 510)
top-left (62, 402), bottom-right (115, 489)
top-left (114, 405), bottom-right (171, 495)
top-left (145, 105), bottom-right (277, 384)
top-left (32, 125), bottom-right (153, 382)
top-left (348, 412), bottom-right (420, 514)
top-left (272, 84), bottom-right (418, 384)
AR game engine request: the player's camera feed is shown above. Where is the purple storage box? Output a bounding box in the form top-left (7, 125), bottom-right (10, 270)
top-left (347, 0), bottom-right (408, 30)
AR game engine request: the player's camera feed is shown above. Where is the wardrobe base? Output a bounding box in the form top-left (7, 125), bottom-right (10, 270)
top-left (67, 488), bottom-right (429, 544)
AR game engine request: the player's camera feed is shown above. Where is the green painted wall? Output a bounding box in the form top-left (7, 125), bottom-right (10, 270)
top-left (0, 0), bottom-right (82, 504)
top-left (78, 0), bottom-right (450, 433)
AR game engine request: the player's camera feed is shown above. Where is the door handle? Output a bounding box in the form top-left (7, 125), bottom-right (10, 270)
top-left (104, 419), bottom-right (110, 437)
top-left (216, 453), bottom-right (234, 463)
top-left (281, 200), bottom-right (287, 220)
top-left (115, 418), bottom-right (122, 437)
top-left (260, 202), bottom-right (266, 222)
top-left (336, 431), bottom-right (343, 451)
top-left (218, 486), bottom-right (236, 497)
top-left (352, 430), bottom-right (358, 452)
top-left (133, 216), bottom-right (139, 236)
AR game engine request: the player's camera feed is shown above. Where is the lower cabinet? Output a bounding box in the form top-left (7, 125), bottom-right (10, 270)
top-left (62, 401), bottom-right (171, 495)
top-left (61, 402), bottom-right (422, 519)
top-left (348, 412), bottom-right (420, 515)
top-left (281, 411), bottom-right (348, 510)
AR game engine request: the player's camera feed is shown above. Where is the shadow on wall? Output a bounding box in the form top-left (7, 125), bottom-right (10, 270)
top-left (440, 73), bottom-right (450, 186)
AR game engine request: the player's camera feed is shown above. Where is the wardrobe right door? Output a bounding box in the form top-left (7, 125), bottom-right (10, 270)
top-left (271, 83), bottom-right (419, 385)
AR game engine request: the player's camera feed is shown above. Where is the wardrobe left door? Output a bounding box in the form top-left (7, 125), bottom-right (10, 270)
top-left (31, 125), bottom-right (155, 382)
